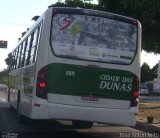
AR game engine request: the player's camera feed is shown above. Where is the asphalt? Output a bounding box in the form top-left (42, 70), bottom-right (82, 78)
top-left (0, 84), bottom-right (160, 136)
top-left (137, 95), bottom-right (160, 135)
top-left (135, 121), bottom-right (160, 134)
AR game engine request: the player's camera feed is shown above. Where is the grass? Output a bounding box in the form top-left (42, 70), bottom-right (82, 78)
top-left (0, 78), bottom-right (8, 85)
top-left (138, 102), bottom-right (160, 124)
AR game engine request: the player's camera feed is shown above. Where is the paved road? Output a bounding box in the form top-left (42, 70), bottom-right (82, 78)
top-left (0, 84), bottom-right (146, 138)
top-left (0, 84), bottom-right (7, 92)
top-left (140, 95), bottom-right (160, 103)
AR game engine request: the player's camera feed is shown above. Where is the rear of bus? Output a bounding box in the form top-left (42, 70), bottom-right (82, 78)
top-left (34, 7), bottom-right (141, 126)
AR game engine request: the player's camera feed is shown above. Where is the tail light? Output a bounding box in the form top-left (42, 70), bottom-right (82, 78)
top-left (130, 78), bottom-right (139, 107)
top-left (36, 66), bottom-right (47, 99)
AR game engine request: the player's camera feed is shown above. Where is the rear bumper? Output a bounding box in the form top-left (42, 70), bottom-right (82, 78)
top-left (30, 101), bottom-right (137, 126)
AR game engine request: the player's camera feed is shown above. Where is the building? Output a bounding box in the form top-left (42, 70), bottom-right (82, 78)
top-left (145, 61), bottom-right (160, 94)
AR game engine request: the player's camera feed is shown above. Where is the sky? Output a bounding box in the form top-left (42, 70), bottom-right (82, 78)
top-left (0, 0), bottom-right (58, 71)
top-left (0, 0), bottom-right (159, 71)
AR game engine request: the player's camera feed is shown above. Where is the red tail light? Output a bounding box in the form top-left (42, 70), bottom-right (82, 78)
top-left (36, 66), bottom-right (47, 99)
top-left (39, 82), bottom-right (46, 88)
top-left (133, 91), bottom-right (139, 97)
top-left (130, 78), bottom-right (139, 107)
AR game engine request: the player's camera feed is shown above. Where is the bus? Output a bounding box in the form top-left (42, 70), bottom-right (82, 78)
top-left (8, 7), bottom-right (141, 127)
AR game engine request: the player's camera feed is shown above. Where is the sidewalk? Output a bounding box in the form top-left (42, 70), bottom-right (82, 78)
top-left (136, 102), bottom-right (160, 134)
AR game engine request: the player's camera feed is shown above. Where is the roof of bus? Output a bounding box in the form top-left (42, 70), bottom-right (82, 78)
top-left (13, 7), bottom-right (141, 52)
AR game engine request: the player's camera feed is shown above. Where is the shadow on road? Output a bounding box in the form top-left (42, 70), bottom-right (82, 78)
top-left (0, 102), bottom-right (116, 138)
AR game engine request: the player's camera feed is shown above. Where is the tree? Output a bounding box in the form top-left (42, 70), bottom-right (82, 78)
top-left (5, 53), bottom-right (16, 71)
top-left (49, 0), bottom-right (98, 9)
top-left (31, 0), bottom-right (159, 53)
top-left (49, 0), bottom-right (160, 53)
top-left (98, 0), bottom-right (160, 53)
top-left (3, 53), bottom-right (14, 84)
top-left (0, 68), bottom-right (9, 85)
top-left (5, 53), bottom-right (12, 67)
top-left (141, 62), bottom-right (158, 83)
top-left (150, 63), bottom-right (158, 79)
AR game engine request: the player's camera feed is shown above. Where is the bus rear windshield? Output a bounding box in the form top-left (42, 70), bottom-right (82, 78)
top-left (51, 14), bottom-right (137, 64)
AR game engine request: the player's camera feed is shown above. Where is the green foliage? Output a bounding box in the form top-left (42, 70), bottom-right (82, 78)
top-left (151, 63), bottom-right (158, 78)
top-left (99, 0), bottom-right (160, 53)
top-left (0, 69), bottom-right (9, 85)
top-left (48, 0), bottom-right (160, 53)
top-left (5, 53), bottom-right (16, 71)
top-left (141, 62), bottom-right (158, 83)
top-left (5, 53), bottom-right (12, 67)
top-left (49, 0), bottom-right (98, 9)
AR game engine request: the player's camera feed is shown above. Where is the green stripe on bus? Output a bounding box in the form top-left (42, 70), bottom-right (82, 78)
top-left (47, 63), bottom-right (137, 101)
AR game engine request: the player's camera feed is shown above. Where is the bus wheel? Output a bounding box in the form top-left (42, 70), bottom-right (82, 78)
top-left (17, 95), bottom-right (26, 123)
top-left (72, 120), bottom-right (93, 129)
top-left (6, 88), bottom-right (10, 102)
top-left (9, 103), bottom-right (14, 111)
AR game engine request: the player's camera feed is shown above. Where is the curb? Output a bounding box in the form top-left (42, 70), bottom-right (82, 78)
top-left (133, 121), bottom-right (160, 134)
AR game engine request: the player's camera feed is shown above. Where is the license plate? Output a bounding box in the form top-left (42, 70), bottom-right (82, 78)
top-left (81, 95), bottom-right (99, 101)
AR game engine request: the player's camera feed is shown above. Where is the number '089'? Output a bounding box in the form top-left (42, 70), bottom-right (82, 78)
top-left (66, 71), bottom-right (75, 76)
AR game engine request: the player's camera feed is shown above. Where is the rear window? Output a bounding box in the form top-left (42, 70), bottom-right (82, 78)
top-left (51, 14), bottom-right (137, 64)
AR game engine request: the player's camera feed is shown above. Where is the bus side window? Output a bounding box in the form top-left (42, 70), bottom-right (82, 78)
top-left (16, 45), bottom-right (20, 69)
top-left (11, 52), bottom-right (15, 70)
top-left (29, 31), bottom-right (36, 64)
top-left (14, 48), bottom-right (19, 69)
top-left (26, 33), bottom-right (34, 65)
top-left (32, 24), bottom-right (42, 63)
top-left (13, 52), bottom-right (15, 69)
top-left (21, 41), bottom-right (27, 67)
top-left (31, 29), bottom-right (38, 64)
top-left (17, 45), bottom-right (20, 68)
top-left (17, 44), bottom-right (23, 68)
top-left (24, 37), bottom-right (30, 66)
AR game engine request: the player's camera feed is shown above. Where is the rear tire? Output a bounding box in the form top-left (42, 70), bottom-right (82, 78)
top-left (72, 120), bottom-right (93, 128)
top-left (17, 93), bottom-right (26, 124)
top-left (9, 103), bottom-right (14, 111)
top-left (6, 88), bottom-right (10, 102)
